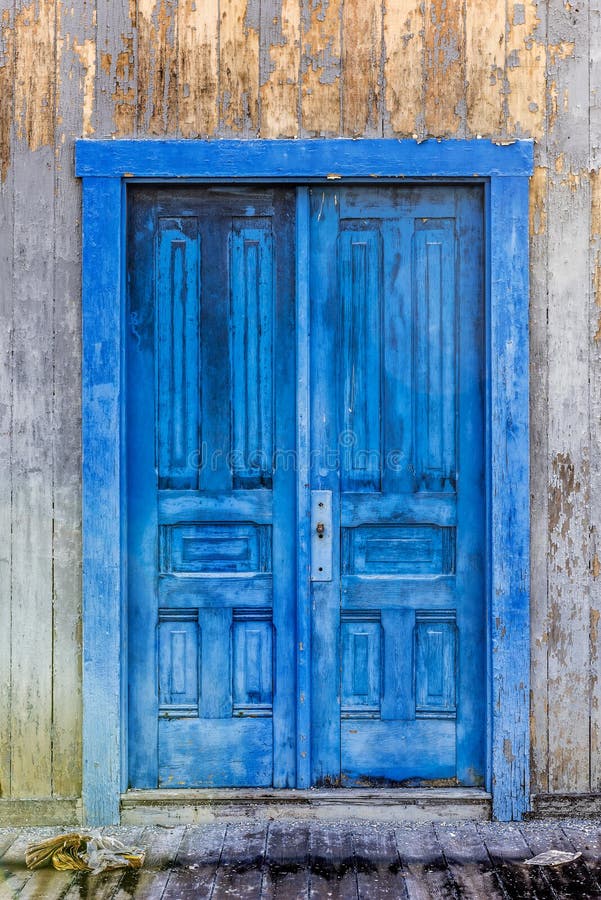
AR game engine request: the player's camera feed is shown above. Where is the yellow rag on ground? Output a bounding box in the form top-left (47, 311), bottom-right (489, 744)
top-left (25, 832), bottom-right (145, 874)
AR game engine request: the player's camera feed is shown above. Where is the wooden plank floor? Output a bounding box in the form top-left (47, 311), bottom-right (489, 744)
top-left (2, 820), bottom-right (601, 898)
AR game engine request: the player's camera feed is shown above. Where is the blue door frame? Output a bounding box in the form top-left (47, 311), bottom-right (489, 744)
top-left (76, 138), bottom-right (533, 824)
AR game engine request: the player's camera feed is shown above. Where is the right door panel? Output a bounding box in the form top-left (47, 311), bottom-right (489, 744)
top-left (310, 185), bottom-right (485, 787)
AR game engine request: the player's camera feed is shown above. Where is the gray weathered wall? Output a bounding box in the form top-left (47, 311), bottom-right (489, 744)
top-left (0, 0), bottom-right (599, 818)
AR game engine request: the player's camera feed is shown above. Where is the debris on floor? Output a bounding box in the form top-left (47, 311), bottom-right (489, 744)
top-left (522, 849), bottom-right (583, 867)
top-left (25, 832), bottom-right (145, 875)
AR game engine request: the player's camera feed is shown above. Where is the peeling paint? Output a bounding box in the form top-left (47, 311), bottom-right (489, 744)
top-left (260, 0), bottom-right (300, 138)
top-left (529, 166), bottom-right (547, 237)
top-left (219, 0), bottom-right (259, 134)
top-left (138, 0), bottom-right (178, 135)
top-left (73, 38), bottom-right (95, 136)
top-left (14, 0), bottom-right (60, 151)
top-left (423, 0), bottom-right (463, 136)
top-left (0, 11), bottom-right (14, 182)
top-left (178, 0), bottom-right (218, 137)
top-left (301, 0), bottom-right (341, 135)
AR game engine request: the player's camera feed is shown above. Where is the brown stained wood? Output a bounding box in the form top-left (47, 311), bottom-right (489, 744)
top-left (300, 0), bottom-right (341, 136)
top-left (177, 0), bottom-right (218, 138)
top-left (161, 824), bottom-right (226, 898)
top-left (477, 823), bottom-right (552, 900)
top-left (260, 0), bottom-right (300, 138)
top-left (465, 0), bottom-right (505, 136)
top-left (262, 822), bottom-right (310, 898)
top-left (394, 825), bottom-right (456, 900)
top-left (137, 0), bottom-right (178, 135)
top-left (0, 8), bottom-right (14, 181)
top-left (219, 0), bottom-right (260, 135)
top-left (519, 822), bottom-right (601, 900)
top-left (342, 0), bottom-right (381, 137)
top-left (352, 827), bottom-right (405, 900)
top-left (434, 823), bottom-right (505, 900)
top-left (13, 0), bottom-right (57, 150)
top-left (212, 823), bottom-right (267, 897)
top-left (309, 825), bottom-right (358, 900)
top-left (97, 0), bottom-right (137, 136)
top-left (113, 825), bottom-right (185, 899)
top-left (505, 0), bottom-right (546, 139)
top-left (423, 0), bottom-right (464, 137)
top-left (383, 0), bottom-right (423, 137)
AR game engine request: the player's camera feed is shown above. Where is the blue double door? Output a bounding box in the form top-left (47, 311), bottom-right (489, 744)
top-left (127, 184), bottom-right (485, 790)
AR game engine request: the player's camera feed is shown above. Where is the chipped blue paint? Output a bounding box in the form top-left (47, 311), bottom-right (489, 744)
top-left (78, 139), bottom-right (532, 824)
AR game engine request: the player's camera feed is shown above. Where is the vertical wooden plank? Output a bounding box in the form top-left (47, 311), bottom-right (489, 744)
top-left (0, 0), bottom-right (13, 801)
top-left (51, 0), bottom-right (96, 802)
top-left (82, 177), bottom-right (124, 824)
top-left (296, 187), bottom-right (312, 788)
top-left (546, 0), bottom-right (591, 794)
top-left (465, 0), bottom-right (505, 137)
top-left (490, 175), bottom-right (531, 820)
top-left (300, 0), bottom-right (341, 136)
top-left (589, 0), bottom-right (601, 793)
top-left (177, 0), bottom-right (219, 137)
top-left (137, 0), bottom-right (178, 135)
top-left (10, 0), bottom-right (57, 798)
top-left (219, 0), bottom-right (260, 135)
top-left (423, 0), bottom-right (465, 136)
top-left (383, 0), bottom-right (423, 137)
top-left (342, 0), bottom-right (381, 137)
top-left (260, 0), bottom-right (300, 137)
top-left (96, 0), bottom-right (136, 135)
top-left (506, 0), bottom-right (547, 140)
top-left (529, 161), bottom-right (550, 795)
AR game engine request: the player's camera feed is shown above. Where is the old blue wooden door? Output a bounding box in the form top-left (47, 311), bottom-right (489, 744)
top-left (127, 187), bottom-right (297, 787)
top-left (309, 186), bottom-right (485, 787)
top-left (127, 183), bottom-right (485, 789)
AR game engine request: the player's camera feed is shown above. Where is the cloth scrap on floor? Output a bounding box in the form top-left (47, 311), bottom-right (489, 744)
top-left (25, 832), bottom-right (145, 875)
top-left (522, 849), bottom-right (582, 867)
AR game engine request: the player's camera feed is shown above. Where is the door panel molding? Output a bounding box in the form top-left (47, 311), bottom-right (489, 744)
top-left (77, 139), bottom-right (533, 824)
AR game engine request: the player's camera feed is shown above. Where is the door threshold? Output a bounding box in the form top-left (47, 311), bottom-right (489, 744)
top-left (121, 788), bottom-right (492, 825)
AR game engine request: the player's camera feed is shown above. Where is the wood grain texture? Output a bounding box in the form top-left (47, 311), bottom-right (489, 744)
top-left (383, 0), bottom-right (423, 138)
top-left (260, 0), bottom-right (300, 138)
top-left (177, 0), bottom-right (218, 138)
top-left (301, 0), bottom-right (341, 136)
top-left (423, 0), bottom-right (464, 136)
top-left (342, 0), bottom-right (381, 136)
top-left (465, 0), bottom-right (504, 136)
top-left (138, 0), bottom-right (178, 135)
top-left (0, 0), bottom-right (13, 802)
top-left (219, 0), bottom-right (260, 135)
top-left (96, 0), bottom-right (136, 136)
top-left (10, 0), bottom-right (57, 797)
top-left (546, 0), bottom-right (591, 794)
top-left (589, 1), bottom-right (601, 793)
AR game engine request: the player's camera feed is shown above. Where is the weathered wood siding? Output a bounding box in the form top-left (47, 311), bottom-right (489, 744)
top-left (0, 0), bottom-right (598, 813)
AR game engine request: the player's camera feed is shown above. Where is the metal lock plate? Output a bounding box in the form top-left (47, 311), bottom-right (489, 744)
top-left (310, 490), bottom-right (332, 582)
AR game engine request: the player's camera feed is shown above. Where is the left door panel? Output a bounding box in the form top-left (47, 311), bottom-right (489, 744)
top-left (127, 187), bottom-right (297, 788)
